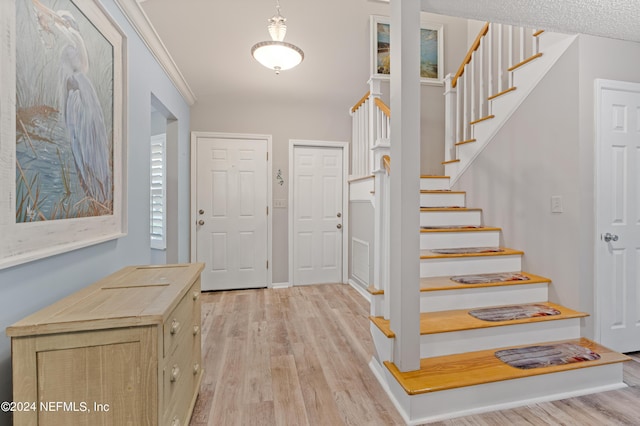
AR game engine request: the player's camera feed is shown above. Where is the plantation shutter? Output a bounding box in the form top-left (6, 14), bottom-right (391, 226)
top-left (150, 133), bottom-right (166, 249)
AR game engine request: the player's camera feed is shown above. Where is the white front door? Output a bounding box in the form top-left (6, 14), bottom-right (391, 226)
top-left (595, 80), bottom-right (640, 352)
top-left (292, 145), bottom-right (344, 285)
top-left (194, 135), bottom-right (269, 291)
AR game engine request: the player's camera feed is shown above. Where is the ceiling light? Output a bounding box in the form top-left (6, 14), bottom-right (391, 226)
top-left (251, 0), bottom-right (304, 74)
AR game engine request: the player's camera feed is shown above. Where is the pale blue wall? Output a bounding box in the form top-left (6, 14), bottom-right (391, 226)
top-left (0, 2), bottom-right (191, 423)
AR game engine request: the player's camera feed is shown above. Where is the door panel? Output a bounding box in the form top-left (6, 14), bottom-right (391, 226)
top-left (196, 137), bottom-right (268, 290)
top-left (596, 81), bottom-right (640, 352)
top-left (292, 146), bottom-right (343, 285)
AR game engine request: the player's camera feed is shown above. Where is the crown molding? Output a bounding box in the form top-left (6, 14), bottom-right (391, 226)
top-left (114, 0), bottom-right (197, 106)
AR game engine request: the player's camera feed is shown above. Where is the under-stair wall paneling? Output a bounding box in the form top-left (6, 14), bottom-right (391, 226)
top-left (349, 200), bottom-right (375, 293)
top-left (455, 41), bottom-right (580, 314)
top-left (577, 35), bottom-right (640, 339)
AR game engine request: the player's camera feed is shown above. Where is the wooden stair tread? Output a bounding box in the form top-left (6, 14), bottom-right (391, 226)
top-left (455, 138), bottom-right (476, 146)
top-left (370, 302), bottom-right (587, 338)
top-left (420, 207), bottom-right (480, 212)
top-left (419, 272), bottom-right (550, 291)
top-left (420, 226), bottom-right (501, 233)
top-left (369, 272), bottom-right (549, 296)
top-left (420, 247), bottom-right (523, 260)
top-left (384, 338), bottom-right (631, 395)
top-left (421, 175), bottom-right (449, 179)
top-left (441, 159), bottom-right (460, 165)
top-left (469, 114), bottom-right (495, 126)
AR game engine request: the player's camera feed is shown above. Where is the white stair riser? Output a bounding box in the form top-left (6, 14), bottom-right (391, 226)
top-left (421, 318), bottom-right (581, 358)
top-left (420, 210), bottom-right (482, 227)
top-left (444, 161), bottom-right (460, 180)
top-left (420, 178), bottom-right (450, 191)
top-left (370, 294), bottom-right (384, 317)
top-left (420, 255), bottom-right (522, 277)
top-left (421, 192), bottom-right (465, 208)
top-left (420, 230), bottom-right (500, 249)
top-left (379, 361), bottom-right (625, 425)
top-left (371, 323), bottom-right (393, 364)
top-left (420, 283), bottom-right (549, 312)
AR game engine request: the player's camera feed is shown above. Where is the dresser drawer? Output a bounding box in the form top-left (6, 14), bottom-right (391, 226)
top-left (163, 341), bottom-right (194, 424)
top-left (163, 280), bottom-right (200, 356)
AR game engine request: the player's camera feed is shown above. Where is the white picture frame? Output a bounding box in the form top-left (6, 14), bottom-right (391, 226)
top-left (370, 14), bottom-right (444, 85)
top-left (0, 0), bottom-right (128, 269)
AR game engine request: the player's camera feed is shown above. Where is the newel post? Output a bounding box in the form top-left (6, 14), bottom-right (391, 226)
top-left (444, 73), bottom-right (457, 162)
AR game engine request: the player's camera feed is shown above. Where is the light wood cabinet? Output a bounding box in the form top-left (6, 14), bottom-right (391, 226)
top-left (6, 263), bottom-right (204, 426)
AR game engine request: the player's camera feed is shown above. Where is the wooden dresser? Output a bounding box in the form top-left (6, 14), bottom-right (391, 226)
top-left (6, 263), bottom-right (204, 426)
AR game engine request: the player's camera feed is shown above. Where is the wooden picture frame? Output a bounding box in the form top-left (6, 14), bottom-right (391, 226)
top-left (370, 14), bottom-right (444, 85)
top-left (0, 0), bottom-right (127, 269)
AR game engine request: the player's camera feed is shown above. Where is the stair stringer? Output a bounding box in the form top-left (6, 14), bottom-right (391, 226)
top-left (446, 34), bottom-right (578, 186)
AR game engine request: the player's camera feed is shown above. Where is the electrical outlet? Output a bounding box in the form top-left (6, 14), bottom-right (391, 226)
top-left (551, 195), bottom-right (563, 213)
top-left (274, 199), bottom-right (287, 208)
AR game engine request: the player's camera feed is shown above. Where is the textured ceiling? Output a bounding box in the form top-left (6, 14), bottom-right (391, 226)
top-left (421, 0), bottom-right (640, 42)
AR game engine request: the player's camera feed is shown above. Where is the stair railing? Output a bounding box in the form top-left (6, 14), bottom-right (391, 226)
top-left (350, 78), bottom-right (391, 178)
top-left (444, 23), bottom-right (542, 162)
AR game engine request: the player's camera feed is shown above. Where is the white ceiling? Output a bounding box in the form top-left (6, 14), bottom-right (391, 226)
top-left (139, 0), bottom-right (639, 106)
top-left (420, 0), bottom-right (640, 43)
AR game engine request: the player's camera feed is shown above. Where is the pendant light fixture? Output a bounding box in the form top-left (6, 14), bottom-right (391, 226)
top-left (251, 0), bottom-right (304, 74)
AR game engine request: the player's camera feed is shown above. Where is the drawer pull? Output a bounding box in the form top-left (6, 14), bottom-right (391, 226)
top-left (170, 319), bottom-right (180, 335)
top-left (171, 416), bottom-right (180, 426)
top-left (192, 291), bottom-right (200, 301)
top-left (193, 325), bottom-right (200, 336)
top-left (170, 364), bottom-right (181, 383)
top-left (193, 363), bottom-right (200, 375)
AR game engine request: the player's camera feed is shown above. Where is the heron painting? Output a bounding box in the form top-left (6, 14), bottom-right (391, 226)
top-left (16, 0), bottom-right (114, 221)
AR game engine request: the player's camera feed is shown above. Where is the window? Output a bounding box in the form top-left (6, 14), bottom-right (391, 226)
top-left (150, 133), bottom-right (166, 249)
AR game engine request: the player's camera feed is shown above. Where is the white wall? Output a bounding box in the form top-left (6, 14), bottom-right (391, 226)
top-left (190, 10), bottom-right (471, 283)
top-left (455, 40), bottom-right (581, 312)
top-left (0, 0), bottom-right (191, 419)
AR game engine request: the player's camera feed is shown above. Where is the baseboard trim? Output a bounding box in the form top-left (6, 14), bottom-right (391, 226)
top-left (270, 282), bottom-right (291, 289)
top-left (348, 279), bottom-right (371, 302)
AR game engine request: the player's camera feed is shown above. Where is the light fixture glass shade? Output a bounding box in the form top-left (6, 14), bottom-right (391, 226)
top-left (252, 1), bottom-right (303, 74)
top-left (251, 41), bottom-right (304, 73)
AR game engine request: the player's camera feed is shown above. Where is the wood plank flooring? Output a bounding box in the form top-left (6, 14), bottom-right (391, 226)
top-left (190, 284), bottom-right (640, 425)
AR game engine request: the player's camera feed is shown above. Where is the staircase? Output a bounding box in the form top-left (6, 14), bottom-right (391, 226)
top-left (367, 176), bottom-right (630, 424)
top-left (348, 21), bottom-right (630, 425)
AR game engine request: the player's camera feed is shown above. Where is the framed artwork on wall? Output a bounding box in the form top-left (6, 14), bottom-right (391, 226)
top-left (370, 14), bottom-right (444, 85)
top-left (0, 0), bottom-right (127, 269)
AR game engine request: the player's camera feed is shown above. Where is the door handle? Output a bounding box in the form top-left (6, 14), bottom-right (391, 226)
top-left (337, 224), bottom-right (342, 229)
top-left (337, 212), bottom-right (342, 218)
top-left (198, 220), bottom-right (205, 226)
top-left (603, 233), bottom-right (618, 242)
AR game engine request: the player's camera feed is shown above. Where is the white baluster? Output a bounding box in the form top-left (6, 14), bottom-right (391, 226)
top-left (487, 24), bottom-right (493, 101)
top-left (478, 41), bottom-right (484, 118)
top-left (497, 23), bottom-right (504, 93)
top-left (463, 65), bottom-right (469, 140)
top-left (456, 76), bottom-right (462, 143)
top-left (519, 26), bottom-right (525, 63)
top-left (508, 25), bottom-right (514, 87)
top-left (470, 53), bottom-right (476, 123)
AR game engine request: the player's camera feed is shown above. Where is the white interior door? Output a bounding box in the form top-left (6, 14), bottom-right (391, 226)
top-left (595, 80), bottom-right (640, 352)
top-left (292, 145), bottom-right (344, 285)
top-left (195, 136), bottom-right (269, 291)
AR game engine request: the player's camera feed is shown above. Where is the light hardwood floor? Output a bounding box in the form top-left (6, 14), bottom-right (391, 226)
top-left (190, 284), bottom-right (640, 426)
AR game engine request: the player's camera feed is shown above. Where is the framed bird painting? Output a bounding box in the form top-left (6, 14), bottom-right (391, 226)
top-left (0, 0), bottom-right (127, 269)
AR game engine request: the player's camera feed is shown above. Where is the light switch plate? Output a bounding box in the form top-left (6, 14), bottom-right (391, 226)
top-left (551, 195), bottom-right (563, 213)
top-left (274, 199), bottom-right (287, 208)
